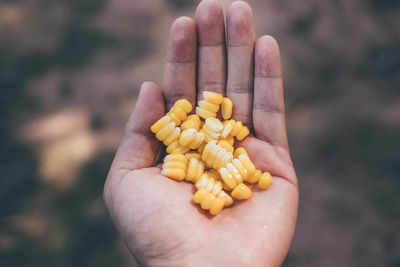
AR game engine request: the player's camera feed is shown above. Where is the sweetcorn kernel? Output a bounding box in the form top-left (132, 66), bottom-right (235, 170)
top-left (246, 169), bottom-right (262, 183)
top-left (231, 183), bottom-right (252, 200)
top-left (166, 140), bottom-right (189, 154)
top-left (238, 154), bottom-right (256, 176)
top-left (193, 188), bottom-right (208, 204)
top-left (219, 167), bottom-right (237, 190)
top-left (210, 197), bottom-right (225, 215)
top-left (203, 91), bottom-right (223, 105)
top-left (155, 121), bottom-right (176, 141)
top-left (179, 129), bottom-right (205, 149)
top-left (218, 190), bottom-right (233, 206)
top-left (181, 114), bottom-right (201, 131)
top-left (198, 100), bottom-right (219, 113)
top-left (230, 121), bottom-right (243, 136)
top-left (201, 193), bottom-right (216, 209)
top-left (221, 97), bottom-right (233, 120)
top-left (185, 157), bottom-right (204, 182)
top-left (258, 172), bottom-right (272, 190)
top-left (151, 116), bottom-right (170, 133)
top-left (163, 127), bottom-right (181, 146)
top-left (221, 134), bottom-right (234, 146)
top-left (166, 99), bottom-right (192, 125)
top-left (161, 154), bottom-right (187, 181)
top-left (233, 147), bottom-right (249, 158)
top-left (236, 126), bottom-right (250, 141)
top-left (196, 106), bottom-right (216, 119)
top-left (218, 140), bottom-right (234, 153)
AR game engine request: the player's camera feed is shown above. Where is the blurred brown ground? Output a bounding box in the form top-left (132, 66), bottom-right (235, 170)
top-left (0, 0), bottom-right (399, 266)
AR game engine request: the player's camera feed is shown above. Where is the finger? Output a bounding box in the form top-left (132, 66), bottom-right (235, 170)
top-left (196, 0), bottom-right (226, 98)
top-left (163, 17), bottom-right (197, 109)
top-left (226, 1), bottom-right (256, 127)
top-left (110, 82), bottom-right (165, 174)
top-left (253, 35), bottom-right (288, 149)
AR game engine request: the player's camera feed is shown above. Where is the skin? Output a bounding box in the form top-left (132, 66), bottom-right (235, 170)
top-left (103, 1), bottom-right (298, 266)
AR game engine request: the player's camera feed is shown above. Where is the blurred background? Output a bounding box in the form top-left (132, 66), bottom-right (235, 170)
top-left (0, 0), bottom-right (399, 266)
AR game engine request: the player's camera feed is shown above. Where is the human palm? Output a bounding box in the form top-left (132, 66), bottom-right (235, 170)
top-left (104, 1), bottom-right (298, 266)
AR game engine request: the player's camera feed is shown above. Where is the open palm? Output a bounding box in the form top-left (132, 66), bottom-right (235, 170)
top-left (104, 1), bottom-right (298, 266)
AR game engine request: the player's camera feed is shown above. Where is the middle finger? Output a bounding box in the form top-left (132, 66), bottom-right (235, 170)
top-left (226, 1), bottom-right (256, 128)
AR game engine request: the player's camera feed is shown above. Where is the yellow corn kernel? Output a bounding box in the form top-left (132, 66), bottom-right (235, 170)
top-left (179, 128), bottom-right (205, 149)
top-left (203, 91), bottom-right (223, 105)
top-left (210, 145), bottom-right (225, 169)
top-left (195, 174), bottom-right (223, 196)
top-left (218, 140), bottom-right (234, 153)
top-left (200, 127), bottom-right (218, 143)
top-left (221, 97), bottom-right (233, 120)
top-left (258, 172), bottom-right (272, 190)
top-left (194, 189), bottom-right (227, 215)
top-left (221, 150), bottom-right (234, 164)
top-left (205, 178), bottom-right (215, 192)
top-left (195, 174), bottom-right (209, 189)
top-left (226, 162), bottom-right (243, 184)
top-left (164, 154), bottom-right (188, 164)
top-left (201, 141), bottom-right (214, 165)
top-left (246, 169), bottom-right (262, 183)
top-left (219, 167), bottom-right (237, 190)
top-left (217, 150), bottom-right (233, 169)
top-left (162, 161), bottom-right (186, 170)
top-left (151, 116), bottom-right (170, 133)
top-left (161, 154), bottom-right (187, 181)
top-left (231, 183), bottom-right (252, 200)
top-left (230, 121), bottom-right (243, 136)
top-left (166, 140), bottom-right (189, 154)
top-left (185, 152), bottom-right (201, 160)
top-left (236, 126), bottom-right (250, 141)
top-left (185, 157), bottom-right (204, 182)
top-left (233, 147), bottom-right (249, 158)
top-left (193, 188), bottom-right (208, 204)
top-left (201, 193), bottom-right (216, 209)
top-left (221, 119), bottom-right (247, 139)
top-left (161, 169), bottom-right (186, 181)
top-left (205, 118), bottom-right (224, 133)
top-left (210, 197), bottom-right (225, 215)
top-left (166, 99), bottom-right (192, 126)
top-left (208, 144), bottom-right (224, 168)
top-left (201, 140), bottom-right (215, 163)
top-left (211, 181), bottom-right (223, 195)
top-left (205, 177), bottom-right (216, 192)
top-left (218, 190), bottom-right (234, 206)
top-left (198, 100), bottom-right (219, 113)
top-left (232, 158), bottom-right (248, 180)
top-left (166, 111), bottom-right (180, 125)
top-left (174, 99), bottom-right (192, 113)
top-left (238, 154), bottom-right (256, 176)
top-left (196, 106), bottom-right (216, 119)
top-left (221, 119), bottom-right (235, 138)
top-left (221, 135), bottom-right (234, 146)
top-left (181, 114), bottom-right (201, 131)
top-left (163, 127), bottom-right (181, 146)
top-left (155, 121), bottom-right (176, 141)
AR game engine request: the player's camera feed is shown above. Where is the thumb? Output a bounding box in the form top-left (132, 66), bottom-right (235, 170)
top-left (109, 81), bottom-right (165, 176)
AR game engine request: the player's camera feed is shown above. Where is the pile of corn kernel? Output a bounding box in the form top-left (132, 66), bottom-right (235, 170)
top-left (150, 91), bottom-right (271, 215)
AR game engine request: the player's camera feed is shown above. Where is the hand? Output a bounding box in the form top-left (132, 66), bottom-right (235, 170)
top-left (103, 1), bottom-right (298, 266)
